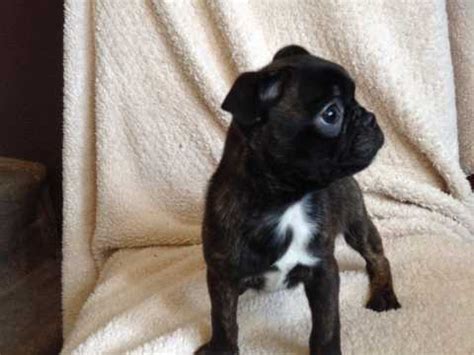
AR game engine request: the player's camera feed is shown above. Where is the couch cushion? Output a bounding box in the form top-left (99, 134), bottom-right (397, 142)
top-left (0, 157), bottom-right (46, 256)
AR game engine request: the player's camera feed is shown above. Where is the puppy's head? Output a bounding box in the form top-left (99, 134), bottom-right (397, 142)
top-left (222, 45), bottom-right (384, 187)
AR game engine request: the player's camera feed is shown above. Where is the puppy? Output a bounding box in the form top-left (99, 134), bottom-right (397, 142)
top-left (196, 45), bottom-right (400, 355)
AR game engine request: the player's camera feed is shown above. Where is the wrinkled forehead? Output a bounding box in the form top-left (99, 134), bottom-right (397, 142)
top-left (295, 60), bottom-right (355, 105)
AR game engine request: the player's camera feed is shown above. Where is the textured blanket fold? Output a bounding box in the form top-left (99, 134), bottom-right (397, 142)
top-left (63, 0), bottom-right (474, 353)
top-left (62, 235), bottom-right (474, 354)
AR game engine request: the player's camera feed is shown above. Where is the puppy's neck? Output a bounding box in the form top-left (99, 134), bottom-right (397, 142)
top-left (218, 123), bottom-right (309, 208)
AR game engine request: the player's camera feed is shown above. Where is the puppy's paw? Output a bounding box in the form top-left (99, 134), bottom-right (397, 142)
top-left (366, 288), bottom-right (401, 312)
top-left (195, 342), bottom-right (239, 355)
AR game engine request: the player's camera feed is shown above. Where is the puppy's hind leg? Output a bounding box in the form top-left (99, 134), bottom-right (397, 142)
top-left (344, 219), bottom-right (401, 312)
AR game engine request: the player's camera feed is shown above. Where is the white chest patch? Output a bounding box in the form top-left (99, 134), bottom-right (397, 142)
top-left (264, 196), bottom-right (320, 291)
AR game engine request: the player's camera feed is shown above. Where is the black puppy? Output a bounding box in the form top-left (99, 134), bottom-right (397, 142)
top-left (197, 45), bottom-right (400, 355)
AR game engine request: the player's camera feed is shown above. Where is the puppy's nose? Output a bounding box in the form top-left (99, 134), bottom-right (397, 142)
top-left (362, 112), bottom-right (376, 128)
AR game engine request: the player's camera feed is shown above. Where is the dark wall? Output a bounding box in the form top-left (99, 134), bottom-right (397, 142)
top-left (0, 1), bottom-right (64, 221)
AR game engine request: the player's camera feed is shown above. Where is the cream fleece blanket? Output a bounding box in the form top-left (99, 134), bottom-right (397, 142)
top-left (62, 0), bottom-right (474, 353)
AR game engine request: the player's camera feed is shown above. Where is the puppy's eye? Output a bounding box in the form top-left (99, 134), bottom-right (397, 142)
top-left (314, 100), bottom-right (344, 138)
top-left (321, 104), bottom-right (340, 124)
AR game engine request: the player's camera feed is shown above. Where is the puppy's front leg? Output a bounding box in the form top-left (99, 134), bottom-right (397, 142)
top-left (344, 219), bottom-right (400, 312)
top-left (196, 270), bottom-right (239, 355)
top-left (305, 257), bottom-right (341, 355)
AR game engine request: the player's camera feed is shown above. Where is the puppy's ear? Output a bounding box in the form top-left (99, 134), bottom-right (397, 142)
top-left (221, 70), bottom-right (288, 126)
top-left (273, 45), bottom-right (310, 61)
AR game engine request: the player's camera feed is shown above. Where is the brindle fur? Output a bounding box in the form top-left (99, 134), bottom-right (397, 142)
top-left (196, 45), bottom-right (400, 355)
